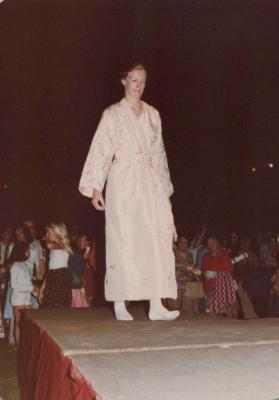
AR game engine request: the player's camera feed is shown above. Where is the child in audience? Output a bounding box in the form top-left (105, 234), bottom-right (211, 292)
top-left (10, 242), bottom-right (36, 345)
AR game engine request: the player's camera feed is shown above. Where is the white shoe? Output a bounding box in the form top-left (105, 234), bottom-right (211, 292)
top-left (149, 309), bottom-right (180, 321)
top-left (149, 298), bottom-right (180, 321)
top-left (114, 301), bottom-right (133, 321)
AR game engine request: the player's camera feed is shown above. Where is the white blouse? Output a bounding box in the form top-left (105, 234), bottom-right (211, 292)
top-left (10, 261), bottom-right (33, 292)
top-left (49, 249), bottom-right (69, 270)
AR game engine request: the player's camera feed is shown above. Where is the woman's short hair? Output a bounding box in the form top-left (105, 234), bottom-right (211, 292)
top-left (120, 61), bottom-right (147, 80)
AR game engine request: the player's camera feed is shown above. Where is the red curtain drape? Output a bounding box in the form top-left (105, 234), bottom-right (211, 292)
top-left (18, 313), bottom-right (96, 400)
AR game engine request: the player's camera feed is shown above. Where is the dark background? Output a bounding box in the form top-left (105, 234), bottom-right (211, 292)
top-left (1, 0), bottom-right (279, 237)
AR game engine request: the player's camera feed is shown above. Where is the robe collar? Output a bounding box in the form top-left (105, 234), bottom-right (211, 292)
top-left (120, 97), bottom-right (150, 153)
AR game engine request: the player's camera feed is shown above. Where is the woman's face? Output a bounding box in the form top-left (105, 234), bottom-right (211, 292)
top-left (122, 68), bottom-right (147, 100)
top-left (46, 227), bottom-right (56, 242)
top-left (242, 238), bottom-right (251, 250)
top-left (78, 236), bottom-right (88, 250)
top-left (178, 237), bottom-right (188, 251)
top-left (231, 233), bottom-right (239, 244)
top-left (208, 238), bottom-right (220, 253)
top-left (16, 228), bottom-right (26, 243)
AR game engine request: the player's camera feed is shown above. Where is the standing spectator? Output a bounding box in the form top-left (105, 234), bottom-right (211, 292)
top-left (10, 242), bottom-right (36, 345)
top-left (256, 233), bottom-right (265, 256)
top-left (240, 237), bottom-right (261, 269)
top-left (171, 236), bottom-right (194, 310)
top-left (82, 236), bottom-right (97, 305)
top-left (0, 227), bottom-right (14, 315)
top-left (233, 237), bottom-right (258, 319)
top-left (68, 233), bottom-right (90, 308)
top-left (259, 230), bottom-right (274, 259)
top-left (270, 268), bottom-right (279, 317)
top-left (202, 236), bottom-right (237, 317)
top-left (3, 224), bottom-right (33, 344)
top-left (0, 227), bottom-right (14, 265)
top-left (260, 237), bottom-right (279, 269)
top-left (227, 232), bottom-right (240, 258)
top-left (195, 243), bottom-right (209, 269)
top-left (24, 219), bottom-right (45, 279)
top-left (39, 222), bottom-right (72, 308)
top-left (188, 226), bottom-right (207, 265)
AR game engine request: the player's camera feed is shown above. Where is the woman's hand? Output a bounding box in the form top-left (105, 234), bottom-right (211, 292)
top-left (38, 280), bottom-right (46, 304)
top-left (38, 289), bottom-right (44, 304)
top-left (83, 245), bottom-right (91, 260)
top-left (32, 285), bottom-right (39, 297)
top-left (91, 189), bottom-right (105, 211)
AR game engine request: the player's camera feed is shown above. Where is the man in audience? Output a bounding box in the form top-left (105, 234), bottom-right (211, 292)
top-left (24, 220), bottom-right (45, 279)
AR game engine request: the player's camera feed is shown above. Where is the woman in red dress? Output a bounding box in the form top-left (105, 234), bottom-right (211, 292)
top-left (202, 236), bottom-right (237, 316)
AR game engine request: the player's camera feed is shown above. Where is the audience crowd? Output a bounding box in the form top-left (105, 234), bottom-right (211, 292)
top-left (0, 220), bottom-right (279, 347)
top-left (172, 227), bottom-right (279, 320)
top-left (0, 220), bottom-right (96, 346)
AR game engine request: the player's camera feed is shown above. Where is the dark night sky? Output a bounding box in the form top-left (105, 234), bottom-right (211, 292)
top-left (1, 0), bottom-right (279, 235)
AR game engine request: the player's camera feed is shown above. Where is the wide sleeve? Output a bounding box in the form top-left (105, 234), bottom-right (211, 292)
top-left (79, 108), bottom-right (115, 197)
top-left (152, 110), bottom-right (174, 197)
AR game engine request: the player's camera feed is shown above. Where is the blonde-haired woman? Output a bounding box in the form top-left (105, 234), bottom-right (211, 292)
top-left (39, 222), bottom-right (72, 308)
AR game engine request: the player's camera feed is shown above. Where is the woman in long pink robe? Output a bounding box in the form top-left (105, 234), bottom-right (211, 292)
top-left (79, 63), bottom-right (178, 321)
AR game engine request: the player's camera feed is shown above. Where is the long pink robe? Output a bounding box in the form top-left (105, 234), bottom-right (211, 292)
top-left (79, 98), bottom-right (177, 301)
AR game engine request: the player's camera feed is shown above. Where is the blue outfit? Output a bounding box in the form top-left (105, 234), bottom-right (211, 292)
top-left (195, 245), bottom-right (209, 268)
top-left (68, 251), bottom-right (87, 289)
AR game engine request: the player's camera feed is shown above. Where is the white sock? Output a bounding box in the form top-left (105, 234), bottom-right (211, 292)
top-left (114, 301), bottom-right (133, 321)
top-left (149, 298), bottom-right (180, 321)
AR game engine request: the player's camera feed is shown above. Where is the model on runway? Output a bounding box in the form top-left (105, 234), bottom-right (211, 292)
top-left (79, 62), bottom-right (179, 321)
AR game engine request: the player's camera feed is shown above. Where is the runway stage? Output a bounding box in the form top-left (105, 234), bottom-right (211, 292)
top-left (19, 306), bottom-right (279, 400)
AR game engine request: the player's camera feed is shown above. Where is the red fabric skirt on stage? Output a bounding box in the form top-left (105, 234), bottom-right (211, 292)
top-left (18, 313), bottom-right (96, 400)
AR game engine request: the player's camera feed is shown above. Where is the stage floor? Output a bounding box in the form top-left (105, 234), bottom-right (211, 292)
top-left (26, 307), bottom-right (279, 400)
